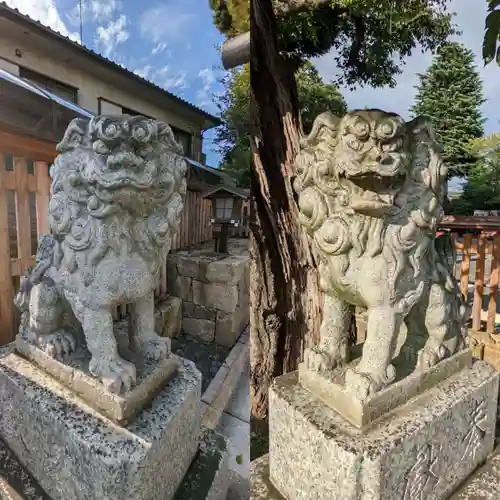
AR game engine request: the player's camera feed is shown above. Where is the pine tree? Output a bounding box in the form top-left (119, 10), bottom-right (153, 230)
top-left (410, 42), bottom-right (485, 178)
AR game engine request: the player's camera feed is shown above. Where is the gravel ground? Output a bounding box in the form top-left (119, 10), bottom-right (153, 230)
top-left (171, 334), bottom-right (231, 393)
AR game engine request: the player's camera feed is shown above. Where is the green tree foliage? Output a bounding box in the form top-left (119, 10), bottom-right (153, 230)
top-left (210, 0), bottom-right (457, 87)
top-left (483, 0), bottom-right (500, 66)
top-left (410, 42), bottom-right (485, 178)
top-left (214, 61), bottom-right (347, 187)
top-left (209, 0), bottom-right (250, 36)
top-left (449, 133), bottom-right (500, 215)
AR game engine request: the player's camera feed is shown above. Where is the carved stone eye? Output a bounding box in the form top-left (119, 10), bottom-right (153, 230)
top-left (134, 127), bottom-right (146, 140)
top-left (105, 124), bottom-right (118, 136)
top-left (377, 120), bottom-right (398, 139)
top-left (132, 124), bottom-right (152, 143)
top-left (347, 138), bottom-right (363, 151)
top-left (93, 140), bottom-right (109, 155)
top-left (350, 116), bottom-right (370, 139)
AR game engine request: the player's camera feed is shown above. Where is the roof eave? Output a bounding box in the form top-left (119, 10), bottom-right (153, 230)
top-left (0, 2), bottom-right (222, 128)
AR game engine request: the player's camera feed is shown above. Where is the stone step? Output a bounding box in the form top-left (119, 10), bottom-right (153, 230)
top-left (174, 428), bottom-right (230, 500)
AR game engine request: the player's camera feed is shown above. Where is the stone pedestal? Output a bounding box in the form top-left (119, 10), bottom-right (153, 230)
top-left (251, 359), bottom-right (499, 500)
top-left (0, 349), bottom-right (231, 500)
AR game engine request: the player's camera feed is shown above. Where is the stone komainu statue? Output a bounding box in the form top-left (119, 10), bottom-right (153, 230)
top-left (293, 109), bottom-right (469, 400)
top-left (14, 115), bottom-right (187, 394)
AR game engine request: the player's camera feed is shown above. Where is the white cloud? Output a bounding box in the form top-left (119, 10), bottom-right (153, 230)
top-left (88, 0), bottom-right (121, 21)
top-left (196, 67), bottom-right (219, 108)
top-left (139, 3), bottom-right (195, 44)
top-left (67, 0), bottom-right (121, 28)
top-left (133, 64), bottom-right (188, 92)
top-left (163, 72), bottom-right (188, 91)
top-left (152, 42), bottom-right (167, 55)
top-left (4, 0), bottom-right (79, 41)
top-left (314, 0), bottom-right (499, 134)
top-left (133, 64), bottom-right (154, 80)
top-left (94, 14), bottom-right (129, 59)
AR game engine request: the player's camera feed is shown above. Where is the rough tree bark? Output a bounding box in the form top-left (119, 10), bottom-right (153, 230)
top-left (249, 0), bottom-right (323, 427)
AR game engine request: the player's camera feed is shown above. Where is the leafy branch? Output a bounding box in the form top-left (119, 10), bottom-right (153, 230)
top-left (483, 0), bottom-right (500, 65)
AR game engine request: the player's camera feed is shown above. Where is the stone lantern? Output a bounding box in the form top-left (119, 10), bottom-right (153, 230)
top-left (202, 185), bottom-right (249, 253)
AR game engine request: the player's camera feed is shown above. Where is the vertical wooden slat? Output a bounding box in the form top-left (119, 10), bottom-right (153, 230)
top-left (188, 191), bottom-right (192, 246)
top-left (197, 194), bottom-right (201, 244)
top-left (208, 200), bottom-right (213, 240)
top-left (188, 191), bottom-right (196, 246)
top-left (191, 192), bottom-right (196, 246)
top-left (460, 233), bottom-right (473, 300)
top-left (182, 192), bottom-right (190, 248)
top-left (205, 198), bottom-right (209, 241)
top-left (14, 158), bottom-right (32, 275)
top-left (192, 192), bottom-right (197, 245)
top-left (35, 161), bottom-right (50, 235)
top-left (203, 199), bottom-right (208, 242)
top-left (487, 235), bottom-right (500, 333)
top-left (0, 154), bottom-right (14, 343)
top-left (201, 198), bottom-right (206, 242)
top-left (472, 233), bottom-right (486, 331)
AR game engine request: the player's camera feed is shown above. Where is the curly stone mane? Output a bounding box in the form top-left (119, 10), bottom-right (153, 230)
top-left (293, 110), bottom-right (468, 399)
top-left (49, 115), bottom-right (187, 283)
top-left (294, 110), bottom-right (453, 298)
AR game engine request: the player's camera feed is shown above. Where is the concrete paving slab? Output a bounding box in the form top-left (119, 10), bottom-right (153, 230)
top-left (224, 372), bottom-right (250, 423)
top-left (216, 412), bottom-right (250, 478)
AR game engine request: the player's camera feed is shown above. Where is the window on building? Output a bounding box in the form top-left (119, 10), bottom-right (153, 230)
top-left (171, 126), bottom-right (192, 158)
top-left (19, 67), bottom-right (78, 104)
top-left (121, 106), bottom-right (152, 118)
top-left (215, 198), bottom-right (234, 220)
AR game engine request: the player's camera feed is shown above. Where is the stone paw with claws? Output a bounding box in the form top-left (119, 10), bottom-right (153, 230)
top-left (304, 345), bottom-right (343, 372)
top-left (416, 344), bottom-right (447, 372)
top-left (89, 355), bottom-right (137, 394)
top-left (344, 364), bottom-right (396, 401)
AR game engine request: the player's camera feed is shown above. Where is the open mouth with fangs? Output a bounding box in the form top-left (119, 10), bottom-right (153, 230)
top-left (341, 171), bottom-right (407, 216)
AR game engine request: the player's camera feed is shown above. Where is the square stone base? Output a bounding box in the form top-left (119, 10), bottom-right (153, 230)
top-left (0, 352), bottom-right (202, 500)
top-left (15, 336), bottom-right (179, 425)
top-left (299, 349), bottom-right (472, 428)
top-left (0, 428), bottom-right (232, 500)
top-left (269, 361), bottom-right (499, 500)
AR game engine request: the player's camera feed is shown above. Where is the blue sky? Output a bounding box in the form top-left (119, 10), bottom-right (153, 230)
top-left (6, 0), bottom-right (226, 167)
top-left (6, 0), bottom-right (500, 190)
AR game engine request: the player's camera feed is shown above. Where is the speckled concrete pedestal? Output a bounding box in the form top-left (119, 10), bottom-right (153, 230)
top-left (0, 351), bottom-right (203, 500)
top-left (450, 444), bottom-right (500, 499)
top-left (254, 360), bottom-right (499, 500)
top-left (0, 428), bottom-right (231, 500)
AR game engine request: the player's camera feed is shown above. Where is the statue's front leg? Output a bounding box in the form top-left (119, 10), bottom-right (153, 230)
top-left (345, 305), bottom-right (400, 400)
top-left (129, 291), bottom-right (170, 361)
top-left (304, 292), bottom-right (351, 372)
top-left (82, 308), bottom-right (137, 394)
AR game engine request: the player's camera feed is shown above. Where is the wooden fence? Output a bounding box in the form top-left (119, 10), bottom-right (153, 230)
top-left (440, 216), bottom-right (500, 334)
top-left (0, 152), bottom-right (213, 344)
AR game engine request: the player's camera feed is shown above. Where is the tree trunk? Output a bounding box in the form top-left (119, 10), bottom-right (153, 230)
top-left (249, 0), bottom-right (322, 427)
